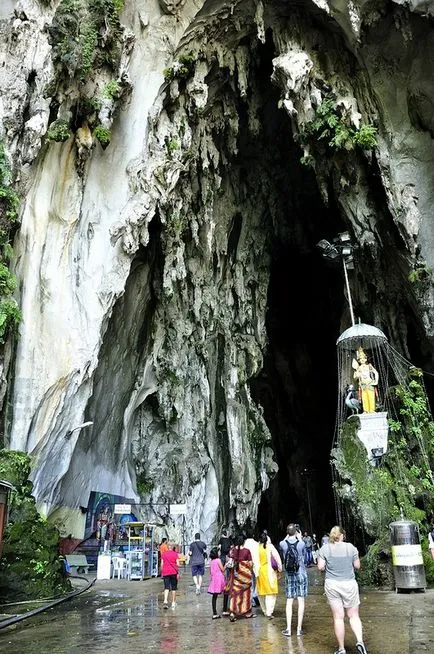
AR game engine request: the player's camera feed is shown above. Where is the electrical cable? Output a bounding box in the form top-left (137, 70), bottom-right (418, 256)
top-left (0, 575), bottom-right (96, 631)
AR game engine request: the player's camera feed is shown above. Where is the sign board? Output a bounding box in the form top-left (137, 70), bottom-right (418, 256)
top-left (170, 503), bottom-right (186, 515)
top-left (114, 503), bottom-right (132, 514)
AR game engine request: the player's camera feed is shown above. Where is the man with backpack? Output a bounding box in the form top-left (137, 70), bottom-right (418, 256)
top-left (279, 523), bottom-right (308, 638)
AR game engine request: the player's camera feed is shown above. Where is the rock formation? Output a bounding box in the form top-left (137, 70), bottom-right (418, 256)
top-left (1, 1), bottom-right (434, 542)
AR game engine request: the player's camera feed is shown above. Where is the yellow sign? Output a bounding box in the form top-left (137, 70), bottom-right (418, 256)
top-left (391, 544), bottom-right (423, 566)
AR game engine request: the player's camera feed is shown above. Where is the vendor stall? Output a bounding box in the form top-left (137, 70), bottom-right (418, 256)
top-left (124, 522), bottom-right (157, 580)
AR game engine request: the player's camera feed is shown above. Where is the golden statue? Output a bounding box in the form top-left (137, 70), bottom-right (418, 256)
top-left (352, 347), bottom-right (379, 413)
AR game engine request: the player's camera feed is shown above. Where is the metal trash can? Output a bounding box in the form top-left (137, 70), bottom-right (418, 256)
top-left (389, 520), bottom-right (426, 591)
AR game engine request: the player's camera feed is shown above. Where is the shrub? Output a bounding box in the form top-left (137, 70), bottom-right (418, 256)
top-left (0, 298), bottom-right (22, 343)
top-left (408, 263), bottom-right (432, 286)
top-left (0, 143), bottom-right (20, 226)
top-left (0, 450), bottom-right (71, 600)
top-left (46, 119), bottom-right (71, 142)
top-left (302, 96), bottom-right (377, 155)
top-left (164, 53), bottom-right (195, 82)
top-left (49, 0), bottom-right (124, 82)
top-left (94, 124), bottom-right (111, 149)
top-left (0, 143), bottom-right (22, 343)
top-left (421, 538), bottom-right (434, 586)
top-left (354, 124), bottom-right (378, 149)
top-left (103, 79), bottom-right (121, 99)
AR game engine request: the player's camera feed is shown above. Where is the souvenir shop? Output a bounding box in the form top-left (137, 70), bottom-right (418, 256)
top-left (84, 491), bottom-right (158, 581)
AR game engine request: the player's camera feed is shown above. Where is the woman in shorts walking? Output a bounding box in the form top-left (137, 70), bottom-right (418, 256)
top-left (161, 544), bottom-right (181, 609)
top-left (317, 526), bottom-right (368, 654)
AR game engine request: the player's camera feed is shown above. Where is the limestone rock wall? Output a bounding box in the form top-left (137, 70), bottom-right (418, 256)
top-left (1, 0), bottom-right (434, 540)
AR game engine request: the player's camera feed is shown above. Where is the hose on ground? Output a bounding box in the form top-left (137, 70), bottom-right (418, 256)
top-left (0, 575), bottom-right (96, 631)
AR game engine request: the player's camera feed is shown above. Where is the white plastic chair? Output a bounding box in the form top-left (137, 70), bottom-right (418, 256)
top-left (112, 557), bottom-right (128, 579)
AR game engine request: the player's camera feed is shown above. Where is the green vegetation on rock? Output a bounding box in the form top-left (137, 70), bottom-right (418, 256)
top-left (93, 124), bottom-right (111, 149)
top-left (0, 143), bottom-right (21, 344)
top-left (332, 370), bottom-right (434, 586)
top-left (163, 54), bottom-right (196, 82)
top-left (0, 450), bottom-right (71, 600)
top-left (301, 97), bottom-right (377, 156)
top-left (46, 119), bottom-right (71, 142)
top-left (133, 456), bottom-right (154, 498)
top-left (408, 263), bottom-right (432, 288)
top-left (103, 79), bottom-right (121, 99)
top-left (49, 0), bottom-right (124, 82)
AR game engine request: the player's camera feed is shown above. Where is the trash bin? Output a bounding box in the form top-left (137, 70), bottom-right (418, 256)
top-left (389, 520), bottom-right (426, 591)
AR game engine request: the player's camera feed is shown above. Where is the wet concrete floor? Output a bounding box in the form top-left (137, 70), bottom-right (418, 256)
top-left (0, 568), bottom-right (433, 653)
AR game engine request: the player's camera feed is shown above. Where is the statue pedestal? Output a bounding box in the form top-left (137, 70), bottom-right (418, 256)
top-left (357, 412), bottom-right (389, 465)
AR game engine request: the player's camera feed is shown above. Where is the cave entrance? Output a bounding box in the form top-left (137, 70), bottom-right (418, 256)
top-left (236, 29), bottom-right (347, 543)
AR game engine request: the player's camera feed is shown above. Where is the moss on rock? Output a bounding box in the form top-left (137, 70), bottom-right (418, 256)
top-left (332, 374), bottom-right (434, 587)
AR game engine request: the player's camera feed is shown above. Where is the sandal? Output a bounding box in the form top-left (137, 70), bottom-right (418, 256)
top-left (244, 613), bottom-right (256, 619)
top-left (229, 614), bottom-right (237, 622)
top-left (212, 615), bottom-right (221, 620)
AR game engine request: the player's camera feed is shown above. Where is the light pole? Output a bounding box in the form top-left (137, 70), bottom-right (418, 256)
top-left (317, 232), bottom-right (355, 326)
top-left (65, 421), bottom-right (94, 440)
top-left (301, 468), bottom-right (314, 535)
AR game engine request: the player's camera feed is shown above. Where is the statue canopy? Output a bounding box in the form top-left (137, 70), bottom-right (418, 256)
top-left (336, 323), bottom-right (388, 350)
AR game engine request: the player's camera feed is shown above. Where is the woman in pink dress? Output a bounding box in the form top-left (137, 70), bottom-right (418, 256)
top-left (208, 547), bottom-right (227, 619)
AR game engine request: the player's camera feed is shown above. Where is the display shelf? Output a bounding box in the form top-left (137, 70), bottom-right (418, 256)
top-left (124, 522), bottom-right (157, 580)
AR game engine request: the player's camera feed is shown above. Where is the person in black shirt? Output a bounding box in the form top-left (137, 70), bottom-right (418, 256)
top-left (218, 529), bottom-right (232, 565)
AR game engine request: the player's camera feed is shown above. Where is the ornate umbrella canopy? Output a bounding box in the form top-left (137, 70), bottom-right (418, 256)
top-left (336, 323), bottom-right (388, 350)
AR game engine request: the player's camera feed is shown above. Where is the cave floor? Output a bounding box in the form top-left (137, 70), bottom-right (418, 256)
top-left (0, 568), bottom-right (432, 653)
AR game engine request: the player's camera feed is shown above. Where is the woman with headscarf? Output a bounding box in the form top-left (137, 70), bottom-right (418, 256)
top-left (256, 531), bottom-right (282, 619)
top-left (225, 533), bottom-right (255, 621)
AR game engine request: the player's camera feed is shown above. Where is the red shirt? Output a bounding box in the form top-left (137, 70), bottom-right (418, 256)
top-left (161, 549), bottom-right (179, 576)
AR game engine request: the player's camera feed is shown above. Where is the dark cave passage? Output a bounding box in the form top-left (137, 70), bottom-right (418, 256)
top-left (240, 28), bottom-right (348, 543)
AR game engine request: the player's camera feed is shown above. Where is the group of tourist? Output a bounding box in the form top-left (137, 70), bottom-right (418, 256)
top-left (159, 524), bottom-right (369, 654)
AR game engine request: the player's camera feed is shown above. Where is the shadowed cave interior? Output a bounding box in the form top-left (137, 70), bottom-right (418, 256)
top-left (237, 32), bottom-right (347, 542)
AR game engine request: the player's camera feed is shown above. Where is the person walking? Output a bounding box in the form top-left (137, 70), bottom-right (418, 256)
top-left (189, 532), bottom-right (207, 594)
top-left (303, 531), bottom-right (314, 566)
top-left (161, 543), bottom-right (181, 609)
top-left (280, 523), bottom-right (308, 637)
top-left (207, 547), bottom-right (227, 619)
top-left (256, 531), bottom-right (282, 619)
top-left (243, 527), bottom-right (260, 607)
top-left (321, 533), bottom-right (330, 546)
top-left (317, 525), bottom-right (368, 654)
top-left (159, 537), bottom-right (169, 575)
top-left (225, 533), bottom-right (255, 621)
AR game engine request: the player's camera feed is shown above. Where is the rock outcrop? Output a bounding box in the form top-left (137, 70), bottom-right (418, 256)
top-left (1, 1), bottom-right (434, 541)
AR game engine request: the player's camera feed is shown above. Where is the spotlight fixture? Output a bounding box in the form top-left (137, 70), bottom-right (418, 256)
top-left (337, 231), bottom-right (351, 243)
top-left (316, 239), bottom-right (340, 261)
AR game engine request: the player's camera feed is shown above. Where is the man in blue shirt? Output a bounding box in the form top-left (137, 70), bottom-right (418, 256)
top-left (280, 524), bottom-right (308, 637)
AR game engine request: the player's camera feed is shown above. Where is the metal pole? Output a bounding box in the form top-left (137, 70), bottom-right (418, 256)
top-left (342, 257), bottom-right (355, 326)
top-left (306, 475), bottom-right (313, 535)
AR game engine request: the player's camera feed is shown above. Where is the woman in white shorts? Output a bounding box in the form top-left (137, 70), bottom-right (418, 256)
top-left (317, 526), bottom-right (368, 654)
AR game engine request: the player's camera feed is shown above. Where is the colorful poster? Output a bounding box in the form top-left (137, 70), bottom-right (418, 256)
top-left (84, 491), bottom-right (135, 540)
